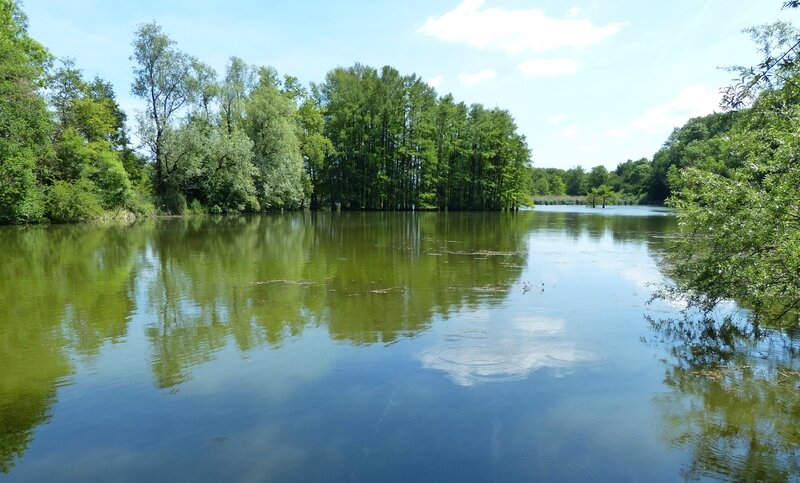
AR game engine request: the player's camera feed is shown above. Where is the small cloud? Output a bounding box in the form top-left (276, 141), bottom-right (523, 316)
top-left (605, 128), bottom-right (630, 139)
top-left (629, 85), bottom-right (720, 133)
top-left (418, 0), bottom-right (628, 55)
top-left (518, 58), bottom-right (578, 78)
top-left (458, 69), bottom-right (497, 87)
top-left (605, 85), bottom-right (721, 140)
top-left (426, 75), bottom-right (445, 90)
top-left (576, 145), bottom-right (599, 153)
top-left (561, 123), bottom-right (581, 140)
top-left (547, 114), bottom-right (568, 124)
top-left (566, 6), bottom-right (583, 17)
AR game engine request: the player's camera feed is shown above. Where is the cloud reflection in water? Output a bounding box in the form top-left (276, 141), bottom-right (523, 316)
top-left (419, 315), bottom-right (602, 386)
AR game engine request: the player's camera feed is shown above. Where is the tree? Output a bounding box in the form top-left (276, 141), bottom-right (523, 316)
top-left (614, 158), bottom-right (652, 200)
top-left (565, 166), bottom-right (587, 195)
top-left (663, 16), bottom-right (800, 325)
top-left (131, 22), bottom-right (195, 211)
top-left (0, 0), bottom-right (51, 224)
top-left (220, 56), bottom-right (253, 133)
top-left (294, 95), bottom-right (332, 209)
top-left (587, 165), bottom-right (608, 189)
top-left (586, 184), bottom-right (616, 208)
top-left (47, 61), bottom-right (133, 219)
top-left (245, 68), bottom-right (306, 209)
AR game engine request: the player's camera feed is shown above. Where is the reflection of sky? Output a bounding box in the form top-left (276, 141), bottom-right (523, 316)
top-left (418, 315), bottom-right (601, 386)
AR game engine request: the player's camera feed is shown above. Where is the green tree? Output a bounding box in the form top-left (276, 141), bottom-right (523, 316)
top-left (586, 184), bottom-right (616, 208)
top-left (131, 22), bottom-right (196, 211)
top-left (614, 158), bottom-right (652, 201)
top-left (245, 68), bottom-right (306, 209)
top-left (47, 61), bottom-right (133, 219)
top-left (663, 18), bottom-right (800, 324)
top-left (587, 165), bottom-right (609, 189)
top-left (0, 0), bottom-right (51, 223)
top-left (565, 166), bottom-right (587, 195)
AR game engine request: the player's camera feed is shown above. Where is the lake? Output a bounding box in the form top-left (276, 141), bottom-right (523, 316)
top-left (1, 207), bottom-right (798, 482)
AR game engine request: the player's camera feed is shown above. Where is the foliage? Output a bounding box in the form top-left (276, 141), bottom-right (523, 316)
top-left (664, 21), bottom-right (800, 325)
top-left (47, 179), bottom-right (103, 223)
top-left (317, 65), bottom-right (530, 210)
top-left (130, 22), bottom-right (196, 210)
top-left (5, 12), bottom-right (535, 223)
top-left (647, 111), bottom-right (741, 203)
top-left (586, 184), bottom-right (617, 208)
top-left (246, 69), bottom-right (306, 209)
top-left (0, 0), bottom-right (50, 223)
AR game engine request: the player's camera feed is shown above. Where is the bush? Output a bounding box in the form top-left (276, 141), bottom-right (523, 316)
top-left (158, 188), bottom-right (187, 215)
top-left (125, 184), bottom-right (156, 218)
top-left (47, 179), bottom-right (103, 223)
top-left (0, 151), bottom-right (45, 224)
top-left (188, 198), bottom-right (205, 215)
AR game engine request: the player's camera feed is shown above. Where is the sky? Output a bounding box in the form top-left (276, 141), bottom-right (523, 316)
top-left (22, 0), bottom-right (800, 170)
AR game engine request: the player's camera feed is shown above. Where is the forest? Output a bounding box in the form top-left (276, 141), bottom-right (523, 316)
top-left (0, 0), bottom-right (532, 224)
top-left (3, 0), bottom-right (769, 224)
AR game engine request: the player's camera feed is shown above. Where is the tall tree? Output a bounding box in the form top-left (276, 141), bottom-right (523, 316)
top-left (130, 22), bottom-right (195, 210)
top-left (245, 68), bottom-right (306, 209)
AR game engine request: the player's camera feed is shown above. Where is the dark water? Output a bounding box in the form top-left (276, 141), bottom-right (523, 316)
top-left (1, 207), bottom-right (798, 482)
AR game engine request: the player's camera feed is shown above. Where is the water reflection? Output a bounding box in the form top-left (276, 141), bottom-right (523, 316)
top-left (0, 225), bottom-right (148, 472)
top-left (141, 213), bottom-right (533, 388)
top-left (0, 213), bottom-right (534, 472)
top-left (0, 207), bottom-right (685, 480)
top-left (650, 315), bottom-right (800, 481)
top-left (419, 315), bottom-right (602, 386)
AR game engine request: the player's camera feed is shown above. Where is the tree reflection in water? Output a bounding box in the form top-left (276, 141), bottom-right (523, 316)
top-left (649, 314), bottom-right (800, 481)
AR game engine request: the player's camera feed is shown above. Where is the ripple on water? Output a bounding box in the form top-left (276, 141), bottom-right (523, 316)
top-left (501, 456), bottom-right (595, 482)
top-left (437, 345), bottom-right (509, 366)
top-left (546, 349), bottom-right (606, 365)
top-left (441, 329), bottom-right (490, 342)
top-left (461, 362), bottom-right (529, 383)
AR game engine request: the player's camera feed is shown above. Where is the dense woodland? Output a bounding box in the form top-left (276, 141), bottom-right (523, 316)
top-left (2, 0), bottom-right (765, 224)
top-left (0, 1), bottom-right (531, 224)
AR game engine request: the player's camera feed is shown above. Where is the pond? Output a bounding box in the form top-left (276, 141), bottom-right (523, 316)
top-left (1, 207), bottom-right (798, 482)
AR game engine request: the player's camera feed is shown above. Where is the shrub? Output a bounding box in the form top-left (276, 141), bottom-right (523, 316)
top-left (47, 179), bottom-right (103, 223)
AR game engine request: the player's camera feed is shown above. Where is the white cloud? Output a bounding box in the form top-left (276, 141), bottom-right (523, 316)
top-left (518, 58), bottom-right (578, 78)
top-left (566, 6), bottom-right (583, 18)
top-left (418, 0), bottom-right (628, 55)
top-left (547, 114), bottom-right (568, 124)
top-left (426, 74), bottom-right (445, 90)
top-left (629, 85), bottom-right (721, 133)
top-left (604, 85), bottom-right (721, 140)
top-left (458, 69), bottom-right (497, 87)
top-left (561, 123), bottom-right (581, 140)
top-left (576, 145), bottom-right (600, 153)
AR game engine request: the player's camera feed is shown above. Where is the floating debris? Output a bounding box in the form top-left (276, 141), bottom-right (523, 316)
top-left (443, 250), bottom-right (522, 256)
top-left (250, 279), bottom-right (318, 286)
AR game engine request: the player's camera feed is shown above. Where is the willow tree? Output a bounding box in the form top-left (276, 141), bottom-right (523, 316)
top-left (130, 22), bottom-right (195, 210)
top-left (245, 69), bottom-right (306, 209)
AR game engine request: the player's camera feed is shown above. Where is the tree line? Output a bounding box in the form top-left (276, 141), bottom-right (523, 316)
top-left (530, 160), bottom-right (651, 204)
top-left (0, 1), bottom-right (532, 224)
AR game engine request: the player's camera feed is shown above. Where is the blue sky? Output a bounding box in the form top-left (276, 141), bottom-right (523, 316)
top-left (23, 0), bottom-right (798, 170)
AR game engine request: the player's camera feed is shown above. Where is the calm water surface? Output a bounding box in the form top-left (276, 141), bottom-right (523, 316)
top-left (1, 207), bottom-right (798, 482)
